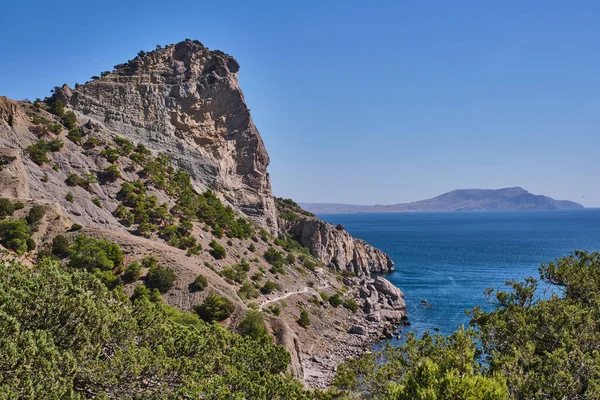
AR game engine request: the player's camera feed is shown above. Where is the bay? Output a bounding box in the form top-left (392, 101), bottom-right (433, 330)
top-left (318, 210), bottom-right (600, 339)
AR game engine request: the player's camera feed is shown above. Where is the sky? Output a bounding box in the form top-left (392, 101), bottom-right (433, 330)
top-left (1, 1), bottom-right (599, 207)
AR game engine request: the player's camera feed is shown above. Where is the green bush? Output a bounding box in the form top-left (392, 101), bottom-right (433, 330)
top-left (65, 173), bottom-right (82, 186)
top-left (238, 281), bottom-right (260, 300)
top-left (92, 197), bottom-right (102, 208)
top-left (146, 264), bottom-right (176, 293)
top-left (25, 139), bottom-right (64, 165)
top-left (194, 274), bottom-right (208, 291)
top-left (102, 147), bottom-right (120, 163)
top-left (343, 298), bottom-right (359, 313)
top-left (221, 259), bottom-right (250, 284)
top-left (130, 284), bottom-right (161, 303)
top-left (51, 234), bottom-right (70, 258)
top-left (103, 164), bottom-right (121, 181)
top-left (68, 235), bottom-right (124, 285)
top-left (328, 293), bottom-right (343, 308)
top-left (65, 192), bottom-right (74, 202)
top-left (67, 128), bottom-right (83, 145)
top-left (268, 304), bottom-right (281, 316)
top-left (0, 198), bottom-right (16, 219)
top-left (261, 280), bottom-right (279, 295)
top-left (194, 292), bottom-right (235, 322)
top-left (297, 309), bottom-right (311, 328)
top-left (264, 247), bottom-right (284, 265)
top-left (123, 261), bottom-right (142, 283)
top-left (209, 240), bottom-right (226, 259)
top-left (26, 205), bottom-right (45, 229)
top-left (83, 137), bottom-right (99, 149)
top-left (114, 136), bottom-right (134, 156)
top-left (65, 172), bottom-right (97, 190)
top-left (47, 124), bottom-right (63, 134)
top-left (63, 110), bottom-right (77, 130)
top-left (0, 219), bottom-right (34, 254)
top-left (237, 310), bottom-right (269, 339)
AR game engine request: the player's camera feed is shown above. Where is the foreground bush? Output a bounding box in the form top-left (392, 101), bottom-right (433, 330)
top-left (194, 292), bottom-right (235, 322)
top-left (0, 259), bottom-right (308, 399)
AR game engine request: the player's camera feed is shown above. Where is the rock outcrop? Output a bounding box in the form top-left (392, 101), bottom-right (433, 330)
top-left (284, 218), bottom-right (395, 276)
top-left (62, 40), bottom-right (277, 232)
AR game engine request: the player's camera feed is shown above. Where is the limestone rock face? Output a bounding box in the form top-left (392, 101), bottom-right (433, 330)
top-left (283, 218), bottom-right (395, 277)
top-left (65, 40), bottom-right (277, 231)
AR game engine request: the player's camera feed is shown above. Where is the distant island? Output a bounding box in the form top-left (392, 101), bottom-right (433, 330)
top-left (300, 187), bottom-right (585, 214)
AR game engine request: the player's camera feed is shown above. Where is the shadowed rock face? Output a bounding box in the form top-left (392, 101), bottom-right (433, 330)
top-left (63, 40), bottom-right (277, 231)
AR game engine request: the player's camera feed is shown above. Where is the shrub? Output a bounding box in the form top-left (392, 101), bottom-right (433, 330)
top-left (114, 136), bottom-right (134, 156)
top-left (264, 247), bottom-right (284, 265)
top-left (286, 253), bottom-right (295, 265)
top-left (68, 235), bottom-right (124, 278)
top-left (0, 219), bottom-right (34, 254)
top-left (25, 140), bottom-right (63, 165)
top-left (248, 243), bottom-right (256, 252)
top-left (131, 284), bottom-right (162, 303)
top-left (221, 259), bottom-right (250, 284)
top-left (41, 174), bottom-right (49, 183)
top-left (343, 298), bottom-right (359, 313)
top-left (103, 164), bottom-right (121, 181)
top-left (269, 305), bottom-right (281, 316)
top-left (298, 309), bottom-right (311, 327)
top-left (65, 172), bottom-right (96, 190)
top-left (65, 173), bottom-right (83, 186)
top-left (65, 192), bottom-right (74, 202)
top-left (63, 111), bottom-right (77, 130)
top-left (113, 204), bottom-right (134, 226)
top-left (194, 292), bottom-right (235, 322)
top-left (26, 205), bottom-right (45, 229)
top-left (123, 261), bottom-right (142, 283)
top-left (101, 147), bottom-right (120, 162)
top-left (51, 234), bottom-right (70, 258)
top-left (261, 280), bottom-right (279, 295)
top-left (47, 99), bottom-right (65, 116)
top-left (238, 281), bottom-right (260, 300)
top-left (209, 240), bottom-right (226, 259)
top-left (237, 310), bottom-right (269, 339)
top-left (146, 264), bottom-right (175, 293)
top-left (70, 223), bottom-right (82, 231)
top-left (47, 124), bottom-right (63, 134)
top-left (194, 274), bottom-right (208, 291)
top-left (329, 293), bottom-right (343, 308)
top-left (83, 137), bottom-right (99, 149)
top-left (67, 129), bottom-right (83, 145)
top-left (92, 197), bottom-right (102, 208)
top-left (0, 198), bottom-right (16, 219)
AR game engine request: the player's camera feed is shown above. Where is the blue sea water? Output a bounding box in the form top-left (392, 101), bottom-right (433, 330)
top-left (318, 210), bottom-right (600, 339)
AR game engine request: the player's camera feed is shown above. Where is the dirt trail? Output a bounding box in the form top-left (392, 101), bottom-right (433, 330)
top-left (259, 282), bottom-right (329, 309)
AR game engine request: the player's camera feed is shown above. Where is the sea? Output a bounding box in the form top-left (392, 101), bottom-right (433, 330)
top-left (318, 209), bottom-right (600, 341)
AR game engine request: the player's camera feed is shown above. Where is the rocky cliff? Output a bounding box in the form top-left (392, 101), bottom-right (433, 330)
top-left (61, 40), bottom-right (277, 231)
top-left (0, 40), bottom-right (405, 388)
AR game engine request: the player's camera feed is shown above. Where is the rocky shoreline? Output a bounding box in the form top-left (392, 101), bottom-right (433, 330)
top-left (300, 276), bottom-right (407, 388)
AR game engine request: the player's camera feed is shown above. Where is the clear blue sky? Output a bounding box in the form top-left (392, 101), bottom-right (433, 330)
top-left (2, 1), bottom-right (599, 206)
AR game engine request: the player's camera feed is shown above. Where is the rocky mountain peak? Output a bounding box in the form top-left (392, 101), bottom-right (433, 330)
top-left (59, 40), bottom-right (277, 231)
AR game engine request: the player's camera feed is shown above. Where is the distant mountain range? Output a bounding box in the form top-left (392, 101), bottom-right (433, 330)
top-left (300, 187), bottom-right (585, 214)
